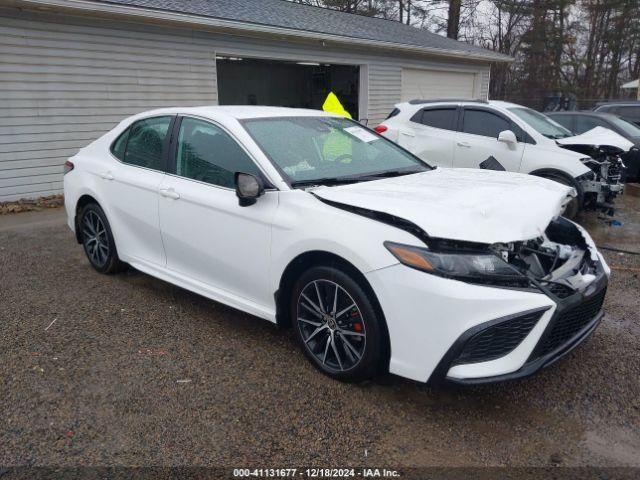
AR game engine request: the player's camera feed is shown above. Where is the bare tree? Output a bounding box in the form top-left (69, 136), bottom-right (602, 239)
top-left (289, 0), bottom-right (640, 106)
top-left (447, 0), bottom-right (461, 38)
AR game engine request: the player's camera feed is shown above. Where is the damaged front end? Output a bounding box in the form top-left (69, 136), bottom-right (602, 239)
top-left (560, 144), bottom-right (626, 212)
top-left (488, 217), bottom-right (606, 298)
top-left (427, 217), bottom-right (609, 385)
top-left (385, 216), bottom-right (607, 299)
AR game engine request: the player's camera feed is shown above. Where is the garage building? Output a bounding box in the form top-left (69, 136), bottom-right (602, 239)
top-left (0, 0), bottom-right (510, 201)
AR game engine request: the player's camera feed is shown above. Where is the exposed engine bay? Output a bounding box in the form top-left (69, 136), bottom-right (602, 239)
top-left (560, 143), bottom-right (626, 210)
top-left (489, 217), bottom-right (598, 297)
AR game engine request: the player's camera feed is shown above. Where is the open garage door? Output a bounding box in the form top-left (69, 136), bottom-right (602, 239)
top-left (401, 68), bottom-right (476, 102)
top-left (217, 57), bottom-right (359, 119)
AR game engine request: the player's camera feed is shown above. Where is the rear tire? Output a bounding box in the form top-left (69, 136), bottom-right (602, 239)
top-left (78, 203), bottom-right (126, 274)
top-left (290, 265), bottom-right (386, 382)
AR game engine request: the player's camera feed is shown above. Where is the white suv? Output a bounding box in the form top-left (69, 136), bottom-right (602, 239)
top-left (376, 100), bottom-right (627, 217)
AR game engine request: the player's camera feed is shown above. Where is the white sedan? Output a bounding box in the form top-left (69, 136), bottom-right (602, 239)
top-left (63, 106), bottom-right (610, 384)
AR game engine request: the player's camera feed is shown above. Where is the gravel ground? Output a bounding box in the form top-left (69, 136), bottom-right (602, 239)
top-left (0, 198), bottom-right (638, 469)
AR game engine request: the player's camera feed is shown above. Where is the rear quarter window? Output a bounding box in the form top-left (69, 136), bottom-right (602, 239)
top-left (386, 108), bottom-right (401, 119)
top-left (110, 129), bottom-right (129, 161)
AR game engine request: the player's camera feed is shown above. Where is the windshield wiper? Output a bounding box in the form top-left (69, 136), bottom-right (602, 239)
top-left (290, 176), bottom-right (364, 188)
top-left (362, 168), bottom-right (427, 179)
top-left (290, 168), bottom-right (428, 189)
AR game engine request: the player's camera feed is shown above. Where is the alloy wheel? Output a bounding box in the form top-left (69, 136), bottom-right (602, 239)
top-left (296, 279), bottom-right (366, 372)
top-left (81, 210), bottom-right (110, 267)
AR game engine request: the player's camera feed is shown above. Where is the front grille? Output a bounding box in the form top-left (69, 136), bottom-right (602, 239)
top-left (452, 310), bottom-right (544, 365)
top-left (538, 287), bottom-right (607, 356)
top-left (543, 282), bottom-right (575, 299)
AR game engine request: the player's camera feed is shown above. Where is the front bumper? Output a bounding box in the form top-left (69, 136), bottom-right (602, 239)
top-left (366, 254), bottom-right (608, 384)
top-left (432, 266), bottom-right (608, 385)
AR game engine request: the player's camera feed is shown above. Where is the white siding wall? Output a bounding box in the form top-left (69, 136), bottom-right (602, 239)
top-left (0, 7), bottom-right (491, 201)
top-left (0, 9), bottom-right (217, 201)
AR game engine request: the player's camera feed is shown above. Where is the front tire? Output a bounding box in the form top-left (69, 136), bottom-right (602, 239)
top-left (290, 265), bottom-right (386, 382)
top-left (79, 203), bottom-right (125, 274)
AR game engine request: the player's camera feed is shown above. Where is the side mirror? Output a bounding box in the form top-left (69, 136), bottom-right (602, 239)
top-left (235, 172), bottom-right (264, 207)
top-left (497, 129), bottom-right (518, 146)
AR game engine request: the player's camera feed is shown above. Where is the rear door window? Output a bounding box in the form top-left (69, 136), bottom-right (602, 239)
top-left (121, 116), bottom-right (173, 170)
top-left (410, 108), bottom-right (457, 131)
top-left (461, 109), bottom-right (511, 138)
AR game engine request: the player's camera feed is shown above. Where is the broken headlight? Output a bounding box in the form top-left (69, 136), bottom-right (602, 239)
top-left (384, 241), bottom-right (528, 287)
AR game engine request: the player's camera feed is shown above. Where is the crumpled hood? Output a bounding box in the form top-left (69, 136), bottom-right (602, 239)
top-left (312, 168), bottom-right (574, 244)
top-left (557, 126), bottom-right (634, 152)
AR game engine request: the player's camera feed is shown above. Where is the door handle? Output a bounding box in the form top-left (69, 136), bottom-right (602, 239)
top-left (159, 188), bottom-right (180, 200)
top-left (400, 130), bottom-right (415, 137)
top-left (457, 141), bottom-right (471, 148)
top-left (99, 171), bottom-right (114, 180)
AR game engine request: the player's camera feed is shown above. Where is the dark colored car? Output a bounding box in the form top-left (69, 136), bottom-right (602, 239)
top-left (593, 102), bottom-right (640, 127)
top-left (548, 111), bottom-right (640, 182)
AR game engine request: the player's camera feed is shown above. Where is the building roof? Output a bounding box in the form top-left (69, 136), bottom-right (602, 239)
top-left (622, 79), bottom-right (639, 89)
top-left (28, 0), bottom-right (511, 62)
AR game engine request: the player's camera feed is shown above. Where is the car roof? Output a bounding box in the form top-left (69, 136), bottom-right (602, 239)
top-left (595, 101), bottom-right (640, 107)
top-left (402, 99), bottom-right (525, 108)
top-left (486, 100), bottom-right (524, 109)
top-left (407, 98), bottom-right (488, 105)
top-left (130, 105), bottom-right (339, 121)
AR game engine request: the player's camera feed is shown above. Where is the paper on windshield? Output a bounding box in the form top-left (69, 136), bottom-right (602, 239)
top-left (344, 126), bottom-right (379, 143)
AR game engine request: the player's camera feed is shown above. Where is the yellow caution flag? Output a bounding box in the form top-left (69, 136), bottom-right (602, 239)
top-left (322, 92), bottom-right (352, 119)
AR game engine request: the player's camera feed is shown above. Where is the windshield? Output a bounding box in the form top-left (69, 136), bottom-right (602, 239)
top-left (242, 116), bottom-right (430, 186)
top-left (608, 116), bottom-right (640, 137)
top-left (509, 107), bottom-right (573, 139)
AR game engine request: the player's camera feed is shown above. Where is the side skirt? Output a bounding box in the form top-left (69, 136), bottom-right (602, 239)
top-left (124, 256), bottom-right (277, 322)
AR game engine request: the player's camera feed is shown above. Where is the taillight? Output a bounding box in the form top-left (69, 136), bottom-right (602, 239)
top-left (374, 125), bottom-right (388, 134)
top-left (63, 160), bottom-right (74, 174)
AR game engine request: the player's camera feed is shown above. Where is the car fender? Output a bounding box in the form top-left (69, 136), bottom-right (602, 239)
top-left (520, 143), bottom-right (590, 178)
top-left (269, 191), bottom-right (421, 297)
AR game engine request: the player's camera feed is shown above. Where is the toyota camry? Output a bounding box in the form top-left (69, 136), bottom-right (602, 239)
top-left (63, 106), bottom-right (610, 384)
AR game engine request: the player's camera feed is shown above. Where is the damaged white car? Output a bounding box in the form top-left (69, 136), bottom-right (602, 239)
top-left (376, 100), bottom-right (631, 217)
top-left (63, 107), bottom-right (610, 384)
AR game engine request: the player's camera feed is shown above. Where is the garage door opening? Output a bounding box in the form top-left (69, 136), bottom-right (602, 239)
top-left (401, 68), bottom-right (476, 102)
top-left (217, 57), bottom-right (360, 119)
